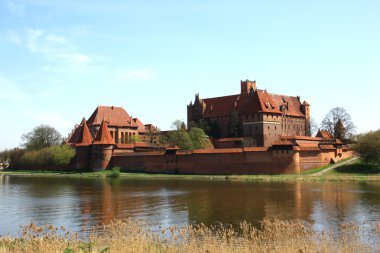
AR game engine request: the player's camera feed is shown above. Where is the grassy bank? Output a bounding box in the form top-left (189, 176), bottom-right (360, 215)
top-left (1, 219), bottom-right (378, 253)
top-left (1, 157), bottom-right (379, 182)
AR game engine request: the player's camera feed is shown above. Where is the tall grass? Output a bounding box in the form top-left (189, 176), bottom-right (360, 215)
top-left (1, 219), bottom-right (379, 253)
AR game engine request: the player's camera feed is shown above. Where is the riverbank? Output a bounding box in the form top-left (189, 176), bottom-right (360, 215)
top-left (1, 218), bottom-right (378, 253)
top-left (1, 157), bottom-right (379, 182)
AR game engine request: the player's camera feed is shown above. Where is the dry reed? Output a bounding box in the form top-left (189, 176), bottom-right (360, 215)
top-left (0, 219), bottom-right (379, 253)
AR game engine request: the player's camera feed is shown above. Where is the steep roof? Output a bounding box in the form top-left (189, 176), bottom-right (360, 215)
top-left (199, 89), bottom-right (305, 118)
top-left (93, 120), bottom-right (115, 145)
top-left (133, 118), bottom-right (147, 133)
top-left (68, 118), bottom-right (93, 146)
top-left (76, 119), bottom-right (93, 146)
top-left (87, 106), bottom-right (137, 127)
top-left (316, 130), bottom-right (334, 141)
top-left (203, 94), bottom-right (242, 117)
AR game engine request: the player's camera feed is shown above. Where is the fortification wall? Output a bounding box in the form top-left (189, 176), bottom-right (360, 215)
top-left (112, 148), bottom-right (303, 175)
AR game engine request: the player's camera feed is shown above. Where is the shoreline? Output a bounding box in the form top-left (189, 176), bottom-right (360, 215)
top-left (1, 157), bottom-right (379, 182)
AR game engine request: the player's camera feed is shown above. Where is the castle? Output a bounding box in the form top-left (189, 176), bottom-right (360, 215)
top-left (67, 80), bottom-right (352, 173)
top-left (187, 80), bottom-right (310, 147)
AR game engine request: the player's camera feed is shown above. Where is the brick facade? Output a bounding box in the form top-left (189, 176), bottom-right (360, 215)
top-left (187, 80), bottom-right (310, 147)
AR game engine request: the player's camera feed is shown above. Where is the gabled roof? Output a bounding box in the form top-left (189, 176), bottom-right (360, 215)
top-left (199, 87), bottom-right (305, 118)
top-left (87, 106), bottom-right (137, 128)
top-left (68, 118), bottom-right (93, 146)
top-left (133, 118), bottom-right (147, 133)
top-left (203, 94), bottom-right (242, 117)
top-left (93, 120), bottom-right (115, 145)
top-left (316, 130), bottom-right (333, 141)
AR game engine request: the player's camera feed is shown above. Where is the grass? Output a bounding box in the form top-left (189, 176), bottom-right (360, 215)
top-left (329, 159), bottom-right (380, 175)
top-left (0, 219), bottom-right (379, 253)
top-left (2, 157), bottom-right (379, 182)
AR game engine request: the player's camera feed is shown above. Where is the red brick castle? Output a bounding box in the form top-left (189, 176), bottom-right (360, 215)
top-left (187, 80), bottom-right (310, 147)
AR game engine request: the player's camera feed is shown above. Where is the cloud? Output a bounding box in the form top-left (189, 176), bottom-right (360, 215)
top-left (117, 69), bottom-right (156, 82)
top-left (0, 74), bottom-right (28, 101)
top-left (7, 0), bottom-right (25, 15)
top-left (24, 28), bottom-right (93, 73)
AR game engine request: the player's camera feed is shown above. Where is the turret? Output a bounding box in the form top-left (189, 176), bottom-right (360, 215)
top-left (90, 120), bottom-right (115, 171)
top-left (241, 80), bottom-right (257, 94)
top-left (68, 118), bottom-right (93, 170)
top-left (300, 101), bottom-right (311, 136)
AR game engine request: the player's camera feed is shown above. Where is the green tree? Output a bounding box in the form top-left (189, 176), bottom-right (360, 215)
top-left (169, 130), bottom-right (193, 150)
top-left (189, 128), bottom-right (213, 149)
top-left (22, 125), bottom-right (63, 151)
top-left (356, 130), bottom-right (380, 165)
top-left (227, 110), bottom-right (241, 137)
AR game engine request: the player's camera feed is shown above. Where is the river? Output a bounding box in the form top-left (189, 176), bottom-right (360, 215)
top-left (1, 174), bottom-right (380, 236)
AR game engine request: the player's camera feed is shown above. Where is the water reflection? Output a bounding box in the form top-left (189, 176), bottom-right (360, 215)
top-left (1, 175), bottom-right (380, 236)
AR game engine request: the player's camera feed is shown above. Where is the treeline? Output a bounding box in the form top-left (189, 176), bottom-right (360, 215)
top-left (0, 125), bottom-right (75, 171)
top-left (356, 130), bottom-right (380, 165)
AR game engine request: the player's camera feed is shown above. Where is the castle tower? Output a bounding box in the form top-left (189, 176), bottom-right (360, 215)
top-left (241, 80), bottom-right (257, 94)
top-left (300, 101), bottom-right (310, 136)
top-left (67, 118), bottom-right (93, 170)
top-left (91, 120), bottom-right (115, 171)
top-left (187, 93), bottom-right (206, 127)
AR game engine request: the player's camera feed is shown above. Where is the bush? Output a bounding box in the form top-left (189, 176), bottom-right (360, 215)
top-left (109, 167), bottom-right (121, 178)
top-left (356, 130), bottom-right (380, 165)
top-left (19, 145), bottom-right (75, 170)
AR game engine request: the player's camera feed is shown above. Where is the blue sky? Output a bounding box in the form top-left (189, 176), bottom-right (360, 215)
top-left (0, 0), bottom-right (379, 149)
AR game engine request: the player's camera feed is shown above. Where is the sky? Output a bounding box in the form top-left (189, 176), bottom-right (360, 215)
top-left (0, 0), bottom-right (379, 149)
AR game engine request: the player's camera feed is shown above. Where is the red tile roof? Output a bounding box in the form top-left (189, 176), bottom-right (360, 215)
top-left (133, 118), bottom-right (147, 133)
top-left (87, 106), bottom-right (137, 128)
top-left (316, 130), bottom-right (333, 141)
top-left (200, 88), bottom-right (305, 118)
top-left (68, 118), bottom-right (93, 146)
top-left (93, 120), bottom-right (115, 145)
top-left (76, 119), bottom-right (93, 147)
top-left (281, 136), bottom-right (324, 141)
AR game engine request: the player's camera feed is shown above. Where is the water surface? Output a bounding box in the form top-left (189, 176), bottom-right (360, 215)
top-left (1, 174), bottom-right (380, 236)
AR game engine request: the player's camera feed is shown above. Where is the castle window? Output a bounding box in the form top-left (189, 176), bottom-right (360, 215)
top-left (275, 126), bottom-right (277, 131)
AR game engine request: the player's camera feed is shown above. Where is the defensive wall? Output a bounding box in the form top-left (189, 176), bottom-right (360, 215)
top-left (109, 146), bottom-right (353, 175)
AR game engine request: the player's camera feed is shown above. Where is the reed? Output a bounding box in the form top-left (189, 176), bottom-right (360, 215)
top-left (1, 219), bottom-right (379, 253)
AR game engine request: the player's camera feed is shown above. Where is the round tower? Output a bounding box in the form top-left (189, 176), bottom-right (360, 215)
top-left (90, 120), bottom-right (115, 171)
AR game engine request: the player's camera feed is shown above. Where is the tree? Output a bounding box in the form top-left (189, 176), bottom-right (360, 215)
top-left (356, 130), bottom-right (380, 165)
top-left (189, 128), bottom-right (213, 149)
top-left (22, 125), bottom-right (63, 151)
top-left (169, 130), bottom-right (193, 150)
top-left (171, 120), bottom-right (186, 130)
top-left (309, 117), bottom-right (318, 137)
top-left (227, 110), bottom-right (241, 137)
top-left (0, 149), bottom-right (10, 169)
top-left (320, 107), bottom-right (355, 141)
top-left (334, 119), bottom-right (345, 141)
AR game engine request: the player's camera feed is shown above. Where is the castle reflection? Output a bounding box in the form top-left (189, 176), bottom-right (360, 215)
top-left (1, 175), bottom-right (380, 236)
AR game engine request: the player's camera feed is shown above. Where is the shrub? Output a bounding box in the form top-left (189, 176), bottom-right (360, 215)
top-left (19, 145), bottom-right (75, 170)
top-left (109, 167), bottom-right (121, 178)
top-left (356, 130), bottom-right (380, 165)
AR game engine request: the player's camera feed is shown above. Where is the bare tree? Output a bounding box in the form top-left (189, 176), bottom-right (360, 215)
top-left (309, 117), bottom-right (318, 137)
top-left (22, 125), bottom-right (63, 151)
top-left (320, 107), bottom-right (355, 140)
